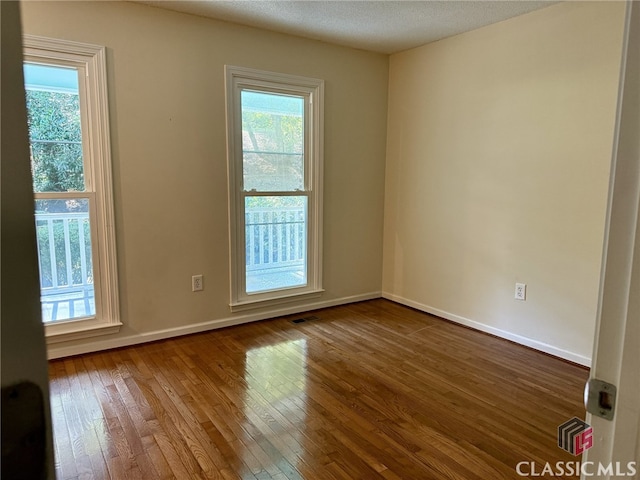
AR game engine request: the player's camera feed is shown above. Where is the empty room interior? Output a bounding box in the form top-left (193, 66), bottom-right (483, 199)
top-left (2, 0), bottom-right (636, 479)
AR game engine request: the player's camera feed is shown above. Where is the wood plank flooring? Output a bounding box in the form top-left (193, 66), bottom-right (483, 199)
top-left (48, 299), bottom-right (589, 479)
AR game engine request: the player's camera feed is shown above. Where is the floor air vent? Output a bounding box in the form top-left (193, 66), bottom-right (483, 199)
top-left (291, 315), bottom-right (319, 324)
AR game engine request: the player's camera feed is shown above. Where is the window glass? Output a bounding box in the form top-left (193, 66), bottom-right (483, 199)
top-left (245, 196), bottom-right (307, 293)
top-left (25, 63), bottom-right (95, 323)
top-left (241, 91), bottom-right (304, 192)
top-left (24, 63), bottom-right (85, 193)
top-left (34, 198), bottom-right (95, 322)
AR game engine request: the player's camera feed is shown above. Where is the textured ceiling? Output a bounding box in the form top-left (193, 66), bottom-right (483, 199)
top-left (137, 1), bottom-right (557, 54)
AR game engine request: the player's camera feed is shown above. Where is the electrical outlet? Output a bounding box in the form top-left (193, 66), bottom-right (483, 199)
top-left (192, 274), bottom-right (203, 292)
top-left (515, 283), bottom-right (526, 301)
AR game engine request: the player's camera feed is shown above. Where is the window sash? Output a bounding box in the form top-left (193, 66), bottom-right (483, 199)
top-left (33, 191), bottom-right (102, 323)
top-left (24, 61), bottom-right (94, 193)
top-left (243, 194), bottom-right (308, 294)
top-left (26, 62), bottom-right (100, 324)
top-left (240, 87), bottom-right (310, 193)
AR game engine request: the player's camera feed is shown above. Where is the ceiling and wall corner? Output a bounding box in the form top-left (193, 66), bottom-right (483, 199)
top-left (133, 0), bottom-right (558, 54)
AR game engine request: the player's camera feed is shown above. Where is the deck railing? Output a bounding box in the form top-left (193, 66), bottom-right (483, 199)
top-left (34, 211), bottom-right (94, 321)
top-left (245, 205), bottom-right (306, 271)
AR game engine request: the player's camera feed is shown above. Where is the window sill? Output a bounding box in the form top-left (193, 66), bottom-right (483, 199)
top-left (45, 319), bottom-right (122, 344)
top-left (230, 289), bottom-right (324, 313)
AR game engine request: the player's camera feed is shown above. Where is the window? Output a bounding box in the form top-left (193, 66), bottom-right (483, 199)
top-left (225, 66), bottom-right (324, 310)
top-left (23, 35), bottom-right (120, 341)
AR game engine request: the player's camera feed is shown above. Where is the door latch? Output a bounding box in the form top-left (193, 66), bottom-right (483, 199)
top-left (584, 378), bottom-right (617, 420)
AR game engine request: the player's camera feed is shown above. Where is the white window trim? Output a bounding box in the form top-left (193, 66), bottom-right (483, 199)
top-left (225, 66), bottom-right (324, 311)
top-left (23, 35), bottom-right (121, 342)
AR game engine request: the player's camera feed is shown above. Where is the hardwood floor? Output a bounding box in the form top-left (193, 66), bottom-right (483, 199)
top-left (48, 299), bottom-right (589, 479)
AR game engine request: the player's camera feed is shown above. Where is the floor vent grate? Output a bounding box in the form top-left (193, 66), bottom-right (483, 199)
top-left (291, 315), bottom-right (319, 324)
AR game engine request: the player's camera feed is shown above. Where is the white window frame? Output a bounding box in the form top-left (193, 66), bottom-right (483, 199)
top-left (225, 66), bottom-right (324, 311)
top-left (23, 35), bottom-right (121, 342)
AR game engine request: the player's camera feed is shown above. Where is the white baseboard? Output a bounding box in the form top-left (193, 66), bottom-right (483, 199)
top-left (47, 291), bottom-right (382, 359)
top-left (48, 290), bottom-right (592, 367)
top-left (382, 292), bottom-right (591, 367)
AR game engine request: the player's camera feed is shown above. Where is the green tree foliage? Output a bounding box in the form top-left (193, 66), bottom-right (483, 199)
top-left (26, 90), bottom-right (84, 198)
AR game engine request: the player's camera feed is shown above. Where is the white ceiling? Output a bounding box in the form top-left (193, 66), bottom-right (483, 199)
top-left (137, 1), bottom-right (557, 54)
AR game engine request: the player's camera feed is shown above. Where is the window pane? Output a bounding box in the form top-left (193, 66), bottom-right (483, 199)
top-left (34, 198), bottom-right (95, 322)
top-left (24, 63), bottom-right (84, 193)
top-left (245, 196), bottom-right (307, 293)
top-left (241, 91), bottom-right (304, 192)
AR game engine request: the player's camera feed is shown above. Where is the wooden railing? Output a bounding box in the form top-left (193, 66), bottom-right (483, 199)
top-left (34, 211), bottom-right (94, 321)
top-left (245, 205), bottom-right (306, 271)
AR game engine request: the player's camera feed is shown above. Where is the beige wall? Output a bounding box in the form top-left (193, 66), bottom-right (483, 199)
top-left (383, 1), bottom-right (626, 364)
top-left (20, 1), bottom-right (389, 357)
